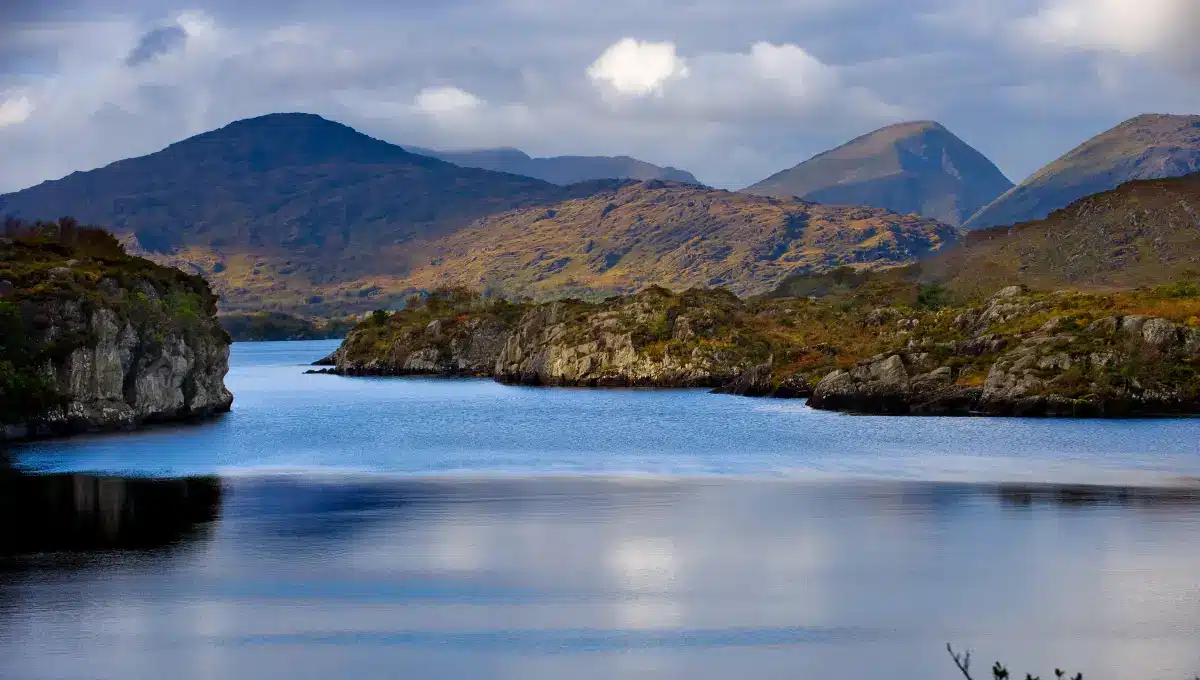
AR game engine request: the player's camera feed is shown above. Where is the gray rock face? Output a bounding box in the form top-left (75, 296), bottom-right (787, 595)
top-left (809, 288), bottom-right (1200, 417)
top-left (809, 355), bottom-right (982, 415)
top-left (332, 315), bottom-right (511, 377)
top-left (712, 362), bottom-right (813, 398)
top-left (2, 297), bottom-right (233, 442)
top-left (493, 292), bottom-right (764, 388)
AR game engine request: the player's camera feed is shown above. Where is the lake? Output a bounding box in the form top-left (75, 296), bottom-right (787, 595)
top-left (3, 340), bottom-right (1200, 679)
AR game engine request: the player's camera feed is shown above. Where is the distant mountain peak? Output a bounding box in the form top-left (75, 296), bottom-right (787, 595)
top-left (409, 146), bottom-right (700, 186)
top-left (964, 113), bottom-right (1200, 229)
top-left (743, 121), bottom-right (1012, 226)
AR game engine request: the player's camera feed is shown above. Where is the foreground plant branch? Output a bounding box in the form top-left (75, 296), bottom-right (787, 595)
top-left (948, 643), bottom-right (1082, 680)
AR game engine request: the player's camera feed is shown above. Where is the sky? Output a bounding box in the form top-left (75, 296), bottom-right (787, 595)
top-left (1, 0), bottom-right (1199, 193)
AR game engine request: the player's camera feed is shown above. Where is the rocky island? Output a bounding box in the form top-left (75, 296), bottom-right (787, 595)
top-left (320, 275), bottom-right (1200, 418)
top-left (319, 286), bottom-right (775, 387)
top-left (0, 219), bottom-right (233, 442)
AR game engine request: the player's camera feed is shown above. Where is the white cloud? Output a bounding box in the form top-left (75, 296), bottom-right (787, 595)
top-left (587, 38), bottom-right (689, 96)
top-left (586, 40), bottom-right (899, 125)
top-left (0, 94), bottom-right (34, 127)
top-left (177, 10), bottom-right (218, 41)
top-left (412, 86), bottom-right (484, 115)
top-left (1020, 0), bottom-right (1200, 62)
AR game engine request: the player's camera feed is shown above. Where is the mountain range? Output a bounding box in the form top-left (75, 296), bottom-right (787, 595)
top-left (4, 111), bottom-right (1200, 313)
top-left (0, 113), bottom-right (615, 255)
top-left (743, 121), bottom-right (1014, 226)
top-left (964, 114), bottom-right (1200, 229)
top-left (405, 146), bottom-right (699, 185)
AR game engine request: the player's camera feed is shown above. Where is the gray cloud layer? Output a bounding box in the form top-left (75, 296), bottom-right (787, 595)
top-left (1, 0), bottom-right (1199, 194)
top-left (125, 25), bottom-right (188, 67)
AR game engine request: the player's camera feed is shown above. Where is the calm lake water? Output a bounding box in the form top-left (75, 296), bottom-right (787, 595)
top-left (4, 341), bottom-right (1200, 680)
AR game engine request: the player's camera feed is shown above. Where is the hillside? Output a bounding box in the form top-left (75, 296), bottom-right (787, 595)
top-left (965, 114), bottom-right (1200, 229)
top-left (0, 113), bottom-right (621, 310)
top-left (923, 172), bottom-right (1200, 297)
top-left (743, 121), bottom-right (1013, 226)
top-left (406, 146), bottom-right (699, 185)
top-left (388, 181), bottom-right (961, 299)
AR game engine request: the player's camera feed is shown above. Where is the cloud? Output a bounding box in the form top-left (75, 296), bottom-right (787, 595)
top-left (413, 86), bottom-right (483, 115)
top-left (2, 0), bottom-right (1200, 196)
top-left (584, 39), bottom-right (898, 125)
top-left (1020, 0), bottom-right (1200, 67)
top-left (0, 94), bottom-right (34, 127)
top-left (125, 25), bottom-right (188, 66)
top-left (587, 38), bottom-right (688, 96)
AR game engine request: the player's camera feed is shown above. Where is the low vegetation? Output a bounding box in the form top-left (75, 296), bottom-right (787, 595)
top-left (220, 311), bottom-right (357, 342)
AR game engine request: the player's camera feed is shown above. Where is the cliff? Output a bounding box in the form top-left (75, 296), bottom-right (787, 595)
top-left (0, 220), bottom-right (233, 441)
top-left (494, 287), bottom-right (771, 387)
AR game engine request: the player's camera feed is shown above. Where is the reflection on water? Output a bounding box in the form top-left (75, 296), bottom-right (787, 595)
top-left (0, 468), bottom-right (220, 554)
top-left (2, 477), bottom-right (1199, 680)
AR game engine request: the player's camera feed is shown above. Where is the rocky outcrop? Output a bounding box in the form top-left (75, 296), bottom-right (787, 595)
top-left (712, 362), bottom-right (813, 398)
top-left (809, 288), bottom-right (1200, 417)
top-left (331, 315), bottom-right (512, 376)
top-left (1, 223), bottom-right (233, 441)
top-left (323, 289), bottom-right (522, 377)
top-left (494, 288), bottom-right (770, 387)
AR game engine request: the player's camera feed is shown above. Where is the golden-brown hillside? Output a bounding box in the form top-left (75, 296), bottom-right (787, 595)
top-left (394, 181), bottom-right (960, 300)
top-left (924, 172), bottom-right (1200, 298)
top-left (157, 181), bottom-right (959, 311)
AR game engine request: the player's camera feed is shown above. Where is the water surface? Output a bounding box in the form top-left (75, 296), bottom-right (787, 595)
top-left (12, 340), bottom-right (1200, 483)
top-left (4, 341), bottom-right (1200, 680)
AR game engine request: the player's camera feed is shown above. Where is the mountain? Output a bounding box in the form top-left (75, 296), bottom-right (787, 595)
top-left (0, 113), bottom-right (621, 293)
top-left (964, 114), bottom-right (1200, 229)
top-left (742, 121), bottom-right (1013, 226)
top-left (924, 172), bottom-right (1200, 296)
top-left (387, 180), bottom-right (960, 299)
top-left (406, 146), bottom-right (700, 185)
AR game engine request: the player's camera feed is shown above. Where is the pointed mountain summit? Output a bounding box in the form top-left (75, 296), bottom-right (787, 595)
top-left (742, 121), bottom-right (1013, 226)
top-left (964, 114), bottom-right (1200, 229)
top-left (406, 145), bottom-right (700, 185)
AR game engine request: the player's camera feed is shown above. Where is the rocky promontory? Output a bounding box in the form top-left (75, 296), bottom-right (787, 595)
top-left (0, 220), bottom-right (233, 441)
top-left (807, 286), bottom-right (1200, 417)
top-left (321, 288), bottom-right (523, 376)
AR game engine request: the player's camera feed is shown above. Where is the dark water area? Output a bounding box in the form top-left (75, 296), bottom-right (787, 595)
top-left (0, 464), bottom-right (219, 555)
top-left (3, 342), bottom-right (1200, 679)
